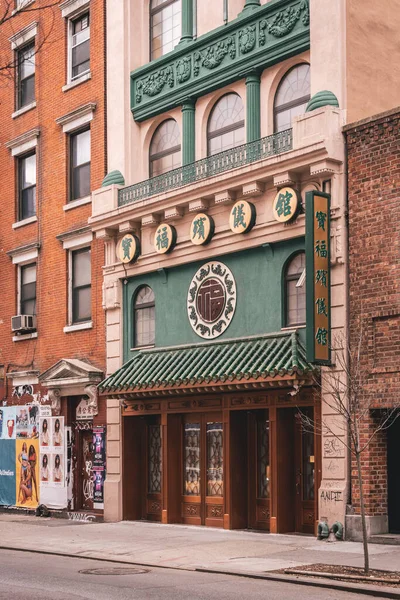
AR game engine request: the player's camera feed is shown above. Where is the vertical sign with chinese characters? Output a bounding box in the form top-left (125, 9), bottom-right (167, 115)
top-left (306, 191), bottom-right (331, 364)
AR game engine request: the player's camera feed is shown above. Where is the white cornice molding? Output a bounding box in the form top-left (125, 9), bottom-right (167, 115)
top-left (9, 21), bottom-right (38, 50)
top-left (7, 241), bottom-right (40, 264)
top-left (5, 128), bottom-right (40, 156)
top-left (55, 102), bottom-right (96, 133)
top-left (60, 0), bottom-right (90, 19)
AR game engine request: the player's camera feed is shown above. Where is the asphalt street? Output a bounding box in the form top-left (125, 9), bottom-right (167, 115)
top-left (0, 549), bottom-right (387, 600)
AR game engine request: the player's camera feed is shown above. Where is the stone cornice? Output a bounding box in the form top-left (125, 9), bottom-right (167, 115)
top-left (131, 0), bottom-right (310, 121)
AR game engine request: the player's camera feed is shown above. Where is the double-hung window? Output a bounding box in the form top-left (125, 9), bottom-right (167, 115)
top-left (70, 128), bottom-right (90, 200)
top-left (71, 248), bottom-right (91, 323)
top-left (18, 152), bottom-right (36, 220)
top-left (71, 12), bottom-right (90, 80)
top-left (20, 263), bottom-right (37, 316)
top-left (17, 43), bottom-right (35, 109)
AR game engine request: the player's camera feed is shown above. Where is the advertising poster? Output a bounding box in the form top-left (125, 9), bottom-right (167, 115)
top-left (39, 417), bottom-right (67, 509)
top-left (15, 438), bottom-right (39, 508)
top-left (0, 407), bottom-right (17, 440)
top-left (39, 417), bottom-right (52, 449)
top-left (16, 406), bottom-right (29, 439)
top-left (93, 427), bottom-right (106, 508)
top-left (28, 405), bottom-right (39, 439)
top-left (0, 440), bottom-right (16, 505)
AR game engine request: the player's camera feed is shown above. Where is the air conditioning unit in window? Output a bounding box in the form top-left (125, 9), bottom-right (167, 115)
top-left (11, 315), bottom-right (36, 333)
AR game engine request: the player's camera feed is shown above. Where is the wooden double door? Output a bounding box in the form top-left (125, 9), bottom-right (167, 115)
top-left (182, 412), bottom-right (224, 527)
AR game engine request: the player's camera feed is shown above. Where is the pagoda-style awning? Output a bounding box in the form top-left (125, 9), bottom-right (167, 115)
top-left (99, 332), bottom-right (316, 398)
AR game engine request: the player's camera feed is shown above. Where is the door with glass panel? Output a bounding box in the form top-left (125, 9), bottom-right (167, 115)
top-left (250, 411), bottom-right (270, 530)
top-left (182, 413), bottom-right (224, 527)
top-left (145, 416), bottom-right (162, 522)
top-left (295, 408), bottom-right (315, 533)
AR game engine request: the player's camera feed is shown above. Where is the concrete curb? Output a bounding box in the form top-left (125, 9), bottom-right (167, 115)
top-left (0, 545), bottom-right (399, 598)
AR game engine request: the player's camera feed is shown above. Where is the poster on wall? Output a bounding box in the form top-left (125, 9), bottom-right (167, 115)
top-left (15, 438), bottom-right (39, 508)
top-left (0, 440), bottom-right (16, 505)
top-left (15, 405), bottom-right (39, 440)
top-left (93, 427), bottom-right (106, 509)
top-left (38, 417), bottom-right (67, 509)
top-left (0, 407), bottom-right (17, 440)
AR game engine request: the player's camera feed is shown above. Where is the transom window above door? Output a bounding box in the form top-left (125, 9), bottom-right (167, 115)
top-left (150, 0), bottom-right (181, 60)
top-left (207, 93), bottom-right (245, 156)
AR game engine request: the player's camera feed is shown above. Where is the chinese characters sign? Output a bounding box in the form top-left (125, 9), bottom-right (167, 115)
top-left (229, 201), bottom-right (256, 234)
top-left (116, 234), bottom-right (140, 264)
top-left (190, 213), bottom-right (214, 245)
top-left (306, 191), bottom-right (331, 364)
top-left (154, 223), bottom-right (177, 254)
top-left (272, 187), bottom-right (300, 223)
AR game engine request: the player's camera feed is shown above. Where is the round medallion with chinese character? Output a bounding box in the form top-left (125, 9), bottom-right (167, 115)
top-left (116, 234), bottom-right (141, 264)
top-left (229, 200), bottom-right (256, 234)
top-left (272, 187), bottom-right (301, 223)
top-left (187, 261), bottom-right (237, 339)
top-left (154, 223), bottom-right (177, 254)
top-left (189, 213), bottom-right (214, 246)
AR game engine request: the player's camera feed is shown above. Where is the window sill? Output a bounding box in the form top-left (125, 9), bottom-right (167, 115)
top-left (63, 195), bottom-right (91, 211)
top-left (62, 72), bottom-right (91, 92)
top-left (12, 101), bottom-right (37, 119)
top-left (12, 216), bottom-right (38, 229)
top-left (63, 321), bottom-right (93, 333)
top-left (13, 331), bottom-right (38, 342)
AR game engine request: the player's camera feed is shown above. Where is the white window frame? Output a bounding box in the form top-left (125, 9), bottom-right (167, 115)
top-left (18, 261), bottom-right (37, 317)
top-left (58, 230), bottom-right (92, 331)
top-left (66, 5), bottom-right (90, 85)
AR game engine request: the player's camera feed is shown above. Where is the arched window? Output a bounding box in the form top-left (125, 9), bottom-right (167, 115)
top-left (150, 0), bottom-right (181, 60)
top-left (207, 93), bottom-right (245, 156)
top-left (284, 252), bottom-right (306, 326)
top-left (274, 64), bottom-right (310, 132)
top-left (149, 119), bottom-right (181, 177)
top-left (134, 286), bottom-right (155, 347)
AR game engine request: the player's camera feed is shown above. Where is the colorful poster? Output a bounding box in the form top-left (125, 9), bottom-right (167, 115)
top-left (93, 427), bottom-right (106, 508)
top-left (16, 406), bottom-right (29, 439)
top-left (51, 452), bottom-right (64, 487)
top-left (28, 405), bottom-right (39, 439)
top-left (0, 440), bottom-right (16, 505)
top-left (15, 438), bottom-right (39, 508)
top-left (0, 407), bottom-right (17, 440)
top-left (52, 418), bottom-right (63, 449)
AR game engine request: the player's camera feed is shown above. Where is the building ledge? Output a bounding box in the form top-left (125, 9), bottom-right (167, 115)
top-left (63, 196), bottom-right (91, 211)
top-left (12, 215), bottom-right (38, 229)
top-left (62, 71), bottom-right (92, 93)
top-left (12, 101), bottom-right (37, 119)
top-left (63, 321), bottom-right (93, 333)
top-left (12, 332), bottom-right (38, 342)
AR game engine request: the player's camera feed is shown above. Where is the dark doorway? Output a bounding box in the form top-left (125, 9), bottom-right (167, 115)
top-left (387, 415), bottom-right (400, 533)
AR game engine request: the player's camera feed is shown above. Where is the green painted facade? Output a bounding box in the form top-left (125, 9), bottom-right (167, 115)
top-left (182, 98), bottom-right (196, 165)
top-left (123, 240), bottom-right (305, 362)
top-left (132, 0), bottom-right (310, 122)
top-left (246, 71), bottom-right (261, 142)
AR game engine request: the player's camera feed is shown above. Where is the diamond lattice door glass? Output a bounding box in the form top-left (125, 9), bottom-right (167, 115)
top-left (148, 425), bottom-right (162, 494)
top-left (184, 423), bottom-right (200, 495)
top-left (207, 422), bottom-right (223, 497)
top-left (257, 418), bottom-right (270, 499)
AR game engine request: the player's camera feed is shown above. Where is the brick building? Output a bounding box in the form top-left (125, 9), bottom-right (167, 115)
top-left (345, 108), bottom-right (400, 536)
top-left (0, 0), bottom-right (106, 514)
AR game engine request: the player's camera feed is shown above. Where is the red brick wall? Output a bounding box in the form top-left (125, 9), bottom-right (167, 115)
top-left (0, 1), bottom-right (106, 403)
top-left (345, 109), bottom-right (400, 516)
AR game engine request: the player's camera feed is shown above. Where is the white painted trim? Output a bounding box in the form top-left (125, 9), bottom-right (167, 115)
top-left (6, 128), bottom-right (39, 156)
top-left (9, 370), bottom-right (39, 385)
top-left (9, 21), bottom-right (37, 50)
top-left (63, 321), bottom-right (93, 333)
top-left (62, 71), bottom-right (91, 92)
top-left (61, 231), bottom-right (92, 250)
top-left (12, 101), bottom-right (37, 119)
top-left (55, 103), bottom-right (96, 133)
top-left (12, 332), bottom-right (38, 343)
top-left (12, 215), bottom-right (38, 229)
top-left (60, 0), bottom-right (90, 19)
top-left (11, 247), bottom-right (39, 265)
top-left (63, 196), bottom-right (91, 211)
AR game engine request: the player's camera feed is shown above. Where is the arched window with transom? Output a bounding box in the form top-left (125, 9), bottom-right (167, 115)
top-left (150, 0), bottom-right (181, 60)
top-left (274, 64), bottom-right (310, 132)
top-left (134, 286), bottom-right (155, 347)
top-left (284, 252), bottom-right (306, 327)
top-left (149, 119), bottom-right (181, 177)
top-left (207, 93), bottom-right (245, 156)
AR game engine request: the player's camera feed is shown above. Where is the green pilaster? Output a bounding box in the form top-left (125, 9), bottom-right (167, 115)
top-left (241, 0), bottom-right (261, 13)
top-left (246, 72), bottom-right (261, 142)
top-left (180, 0), bottom-right (194, 44)
top-left (182, 99), bottom-right (196, 165)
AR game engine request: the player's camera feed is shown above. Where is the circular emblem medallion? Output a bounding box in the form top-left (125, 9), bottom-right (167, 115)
top-left (190, 213), bottom-right (214, 246)
top-left (154, 223), bottom-right (177, 254)
top-left (229, 200), bottom-right (256, 234)
top-left (272, 187), bottom-right (301, 223)
top-left (187, 261), bottom-right (237, 339)
top-left (116, 234), bottom-right (140, 264)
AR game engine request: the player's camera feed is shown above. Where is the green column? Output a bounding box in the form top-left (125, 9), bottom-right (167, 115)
top-left (246, 72), bottom-right (261, 143)
top-left (242, 0), bottom-right (260, 13)
top-left (180, 0), bottom-right (194, 44)
top-left (182, 99), bottom-right (196, 165)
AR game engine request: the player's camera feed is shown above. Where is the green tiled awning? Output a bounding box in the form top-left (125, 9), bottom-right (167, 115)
top-left (99, 332), bottom-right (314, 395)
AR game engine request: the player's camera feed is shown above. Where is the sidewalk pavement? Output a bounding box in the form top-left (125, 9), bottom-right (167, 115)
top-left (1, 514), bottom-right (400, 595)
